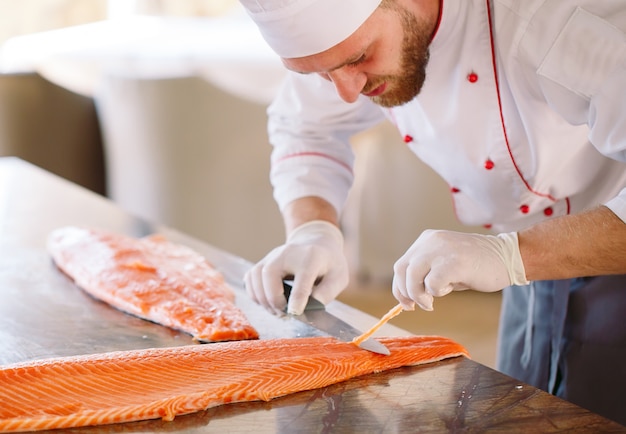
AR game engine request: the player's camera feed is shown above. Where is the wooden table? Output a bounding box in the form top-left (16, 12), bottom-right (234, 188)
top-left (1, 157), bottom-right (623, 433)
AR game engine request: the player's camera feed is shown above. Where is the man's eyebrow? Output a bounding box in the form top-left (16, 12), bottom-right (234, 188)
top-left (289, 51), bottom-right (366, 75)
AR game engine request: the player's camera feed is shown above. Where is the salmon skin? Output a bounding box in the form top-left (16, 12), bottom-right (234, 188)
top-left (0, 336), bottom-right (469, 432)
top-left (47, 226), bottom-right (259, 342)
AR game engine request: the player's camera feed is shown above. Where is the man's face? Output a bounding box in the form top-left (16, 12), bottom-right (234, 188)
top-left (282, 1), bottom-right (436, 108)
top-left (365, 4), bottom-right (431, 107)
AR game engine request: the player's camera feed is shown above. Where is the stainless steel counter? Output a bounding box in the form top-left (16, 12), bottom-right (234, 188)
top-left (1, 157), bottom-right (623, 433)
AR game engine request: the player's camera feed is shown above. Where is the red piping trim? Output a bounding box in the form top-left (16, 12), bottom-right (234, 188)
top-left (485, 0), bottom-right (557, 203)
top-left (275, 152), bottom-right (353, 174)
top-left (431, 0), bottom-right (444, 41)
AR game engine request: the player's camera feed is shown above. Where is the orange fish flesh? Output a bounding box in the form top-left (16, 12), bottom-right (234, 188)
top-left (47, 226), bottom-right (259, 342)
top-left (0, 336), bottom-right (469, 432)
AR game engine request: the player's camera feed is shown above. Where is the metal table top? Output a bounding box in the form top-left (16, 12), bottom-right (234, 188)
top-left (1, 157), bottom-right (623, 433)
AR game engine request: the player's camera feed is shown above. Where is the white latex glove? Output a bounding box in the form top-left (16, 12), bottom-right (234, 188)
top-left (392, 230), bottom-right (529, 311)
top-left (244, 220), bottom-right (349, 315)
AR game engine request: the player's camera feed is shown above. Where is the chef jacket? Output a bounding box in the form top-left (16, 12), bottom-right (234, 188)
top-left (266, 0), bottom-right (626, 234)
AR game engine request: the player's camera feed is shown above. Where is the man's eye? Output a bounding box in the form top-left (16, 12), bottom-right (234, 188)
top-left (348, 55), bottom-right (366, 67)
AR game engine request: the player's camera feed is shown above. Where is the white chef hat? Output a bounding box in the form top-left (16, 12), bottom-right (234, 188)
top-left (239, 0), bottom-right (383, 58)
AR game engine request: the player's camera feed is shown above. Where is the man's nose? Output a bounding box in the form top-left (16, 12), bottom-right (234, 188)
top-left (326, 68), bottom-right (367, 103)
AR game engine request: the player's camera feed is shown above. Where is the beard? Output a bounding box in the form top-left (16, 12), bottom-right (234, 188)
top-left (366, 6), bottom-right (432, 108)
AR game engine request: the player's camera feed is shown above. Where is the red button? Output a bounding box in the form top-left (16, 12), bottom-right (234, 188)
top-left (520, 204), bottom-right (530, 214)
top-left (483, 224), bottom-right (492, 229)
top-left (484, 159), bottom-right (495, 170)
top-left (468, 73), bottom-right (478, 83)
top-left (544, 207), bottom-right (554, 216)
top-left (403, 135), bottom-right (413, 143)
top-left (450, 187), bottom-right (460, 193)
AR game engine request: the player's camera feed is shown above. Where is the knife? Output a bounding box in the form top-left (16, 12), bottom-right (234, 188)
top-left (283, 280), bottom-right (390, 355)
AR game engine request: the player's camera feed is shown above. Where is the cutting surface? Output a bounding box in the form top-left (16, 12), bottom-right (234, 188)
top-left (1, 157), bottom-right (623, 432)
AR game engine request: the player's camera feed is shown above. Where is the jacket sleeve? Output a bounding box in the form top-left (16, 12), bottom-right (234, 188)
top-left (605, 188), bottom-right (626, 223)
top-left (266, 71), bottom-right (385, 214)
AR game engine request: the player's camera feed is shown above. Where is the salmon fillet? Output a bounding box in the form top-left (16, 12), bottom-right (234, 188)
top-left (47, 226), bottom-right (259, 342)
top-left (0, 336), bottom-right (468, 432)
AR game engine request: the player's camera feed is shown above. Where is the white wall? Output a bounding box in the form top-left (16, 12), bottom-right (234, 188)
top-left (0, 0), bottom-right (108, 46)
top-left (0, 0), bottom-right (240, 47)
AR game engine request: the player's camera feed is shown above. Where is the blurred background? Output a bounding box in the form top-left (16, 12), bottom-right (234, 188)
top-left (0, 0), bottom-right (500, 367)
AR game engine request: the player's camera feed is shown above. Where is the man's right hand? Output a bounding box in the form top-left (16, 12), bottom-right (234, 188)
top-left (243, 220), bottom-right (349, 316)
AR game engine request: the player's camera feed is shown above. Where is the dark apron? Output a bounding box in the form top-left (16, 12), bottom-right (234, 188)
top-left (497, 275), bottom-right (626, 426)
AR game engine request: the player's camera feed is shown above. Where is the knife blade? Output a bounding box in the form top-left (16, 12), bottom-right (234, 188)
top-left (283, 281), bottom-right (390, 355)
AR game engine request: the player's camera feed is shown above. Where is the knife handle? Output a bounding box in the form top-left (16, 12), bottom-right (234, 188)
top-left (282, 280), bottom-right (325, 312)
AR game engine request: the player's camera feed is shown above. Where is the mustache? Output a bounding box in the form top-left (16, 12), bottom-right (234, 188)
top-left (362, 77), bottom-right (389, 95)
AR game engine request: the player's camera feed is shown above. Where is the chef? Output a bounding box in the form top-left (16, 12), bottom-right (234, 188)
top-left (238, 0), bottom-right (626, 424)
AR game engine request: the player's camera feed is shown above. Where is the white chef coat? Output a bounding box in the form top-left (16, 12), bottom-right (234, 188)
top-left (267, 0), bottom-right (626, 234)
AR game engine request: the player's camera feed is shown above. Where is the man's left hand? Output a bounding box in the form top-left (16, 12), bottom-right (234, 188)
top-left (392, 230), bottom-right (529, 311)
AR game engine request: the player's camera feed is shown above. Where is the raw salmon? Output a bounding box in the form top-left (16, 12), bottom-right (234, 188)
top-left (0, 336), bottom-right (468, 432)
top-left (47, 226), bottom-right (259, 342)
